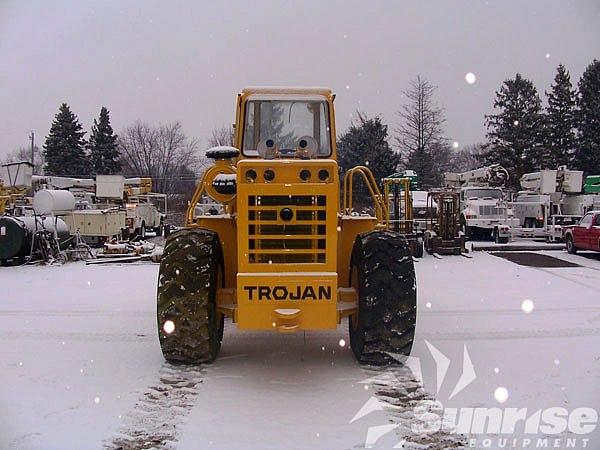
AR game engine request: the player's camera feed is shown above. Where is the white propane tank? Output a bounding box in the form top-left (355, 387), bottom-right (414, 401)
top-left (33, 189), bottom-right (76, 215)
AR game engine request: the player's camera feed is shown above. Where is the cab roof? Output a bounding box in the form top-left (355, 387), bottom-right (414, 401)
top-left (241, 86), bottom-right (333, 97)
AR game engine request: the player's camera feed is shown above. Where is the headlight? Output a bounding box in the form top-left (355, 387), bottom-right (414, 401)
top-left (245, 169), bottom-right (257, 182)
top-left (264, 169), bottom-right (275, 182)
top-left (299, 169), bottom-right (311, 181)
top-left (318, 169), bottom-right (329, 181)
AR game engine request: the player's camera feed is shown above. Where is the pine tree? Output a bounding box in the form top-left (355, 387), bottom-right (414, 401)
top-left (545, 64), bottom-right (577, 168)
top-left (484, 73), bottom-right (545, 186)
top-left (88, 106), bottom-right (121, 174)
top-left (43, 103), bottom-right (90, 176)
top-left (338, 113), bottom-right (400, 207)
top-left (575, 59), bottom-right (600, 175)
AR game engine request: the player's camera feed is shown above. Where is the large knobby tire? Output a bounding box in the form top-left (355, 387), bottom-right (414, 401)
top-left (349, 230), bottom-right (417, 365)
top-left (157, 228), bottom-right (224, 364)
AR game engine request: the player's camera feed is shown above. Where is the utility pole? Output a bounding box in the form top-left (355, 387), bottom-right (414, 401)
top-left (30, 131), bottom-right (35, 171)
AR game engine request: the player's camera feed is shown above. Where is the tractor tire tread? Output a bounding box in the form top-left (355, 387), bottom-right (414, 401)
top-left (349, 230), bottom-right (417, 365)
top-left (157, 228), bottom-right (223, 364)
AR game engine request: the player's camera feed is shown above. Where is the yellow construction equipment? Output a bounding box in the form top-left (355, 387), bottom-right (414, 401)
top-left (0, 162), bottom-right (33, 215)
top-left (382, 176), bottom-right (424, 258)
top-left (423, 190), bottom-right (466, 255)
top-left (156, 87), bottom-right (417, 365)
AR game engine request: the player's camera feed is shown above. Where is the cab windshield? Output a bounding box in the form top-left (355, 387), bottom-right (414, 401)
top-left (464, 188), bottom-right (502, 199)
top-left (242, 99), bottom-right (332, 158)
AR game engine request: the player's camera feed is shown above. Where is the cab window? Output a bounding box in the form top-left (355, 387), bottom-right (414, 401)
top-left (242, 100), bottom-right (331, 158)
top-left (579, 213), bottom-right (593, 227)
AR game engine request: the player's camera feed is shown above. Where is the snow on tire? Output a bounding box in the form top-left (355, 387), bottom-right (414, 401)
top-left (157, 228), bottom-right (224, 364)
top-left (349, 230), bottom-right (417, 365)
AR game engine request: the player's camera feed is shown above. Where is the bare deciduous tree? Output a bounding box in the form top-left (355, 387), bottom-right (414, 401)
top-left (118, 121), bottom-right (201, 197)
top-left (395, 75), bottom-right (448, 187)
top-left (207, 124), bottom-right (234, 148)
top-left (3, 146), bottom-right (45, 174)
top-left (446, 143), bottom-right (489, 173)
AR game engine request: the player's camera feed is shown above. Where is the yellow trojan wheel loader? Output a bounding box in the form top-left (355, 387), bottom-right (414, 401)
top-left (156, 87), bottom-right (417, 365)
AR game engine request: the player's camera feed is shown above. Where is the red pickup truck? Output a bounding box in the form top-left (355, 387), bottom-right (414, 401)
top-left (565, 210), bottom-right (600, 254)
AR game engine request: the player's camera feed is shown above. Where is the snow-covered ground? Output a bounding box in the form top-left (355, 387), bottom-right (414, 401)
top-left (0, 248), bottom-right (598, 449)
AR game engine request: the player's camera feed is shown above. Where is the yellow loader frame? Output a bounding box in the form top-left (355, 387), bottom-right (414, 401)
top-left (182, 87), bottom-right (393, 332)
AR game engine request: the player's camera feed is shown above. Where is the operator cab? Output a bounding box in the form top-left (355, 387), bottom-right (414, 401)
top-left (240, 88), bottom-right (333, 160)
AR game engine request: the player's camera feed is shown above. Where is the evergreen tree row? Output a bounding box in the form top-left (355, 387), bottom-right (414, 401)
top-left (43, 104), bottom-right (120, 176)
top-left (483, 59), bottom-right (600, 186)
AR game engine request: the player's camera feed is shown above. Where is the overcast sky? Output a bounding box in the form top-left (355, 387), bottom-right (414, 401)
top-left (1, 0), bottom-right (599, 159)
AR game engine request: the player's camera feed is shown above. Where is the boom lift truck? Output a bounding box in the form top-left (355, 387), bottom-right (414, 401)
top-left (444, 165), bottom-right (518, 243)
top-left (512, 167), bottom-right (584, 241)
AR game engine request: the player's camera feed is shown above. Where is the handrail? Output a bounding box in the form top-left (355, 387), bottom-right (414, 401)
top-left (185, 170), bottom-right (210, 225)
top-left (343, 166), bottom-right (388, 224)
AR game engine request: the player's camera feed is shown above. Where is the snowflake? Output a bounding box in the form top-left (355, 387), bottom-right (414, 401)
top-left (494, 386), bottom-right (509, 403)
top-left (163, 320), bottom-right (175, 334)
top-left (521, 299), bottom-right (534, 314)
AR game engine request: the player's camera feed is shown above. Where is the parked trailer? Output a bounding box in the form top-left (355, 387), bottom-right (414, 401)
top-left (63, 209), bottom-right (127, 246)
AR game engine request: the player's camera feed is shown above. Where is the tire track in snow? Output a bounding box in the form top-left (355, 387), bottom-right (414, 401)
top-left (105, 364), bottom-right (204, 450)
top-left (362, 365), bottom-right (467, 449)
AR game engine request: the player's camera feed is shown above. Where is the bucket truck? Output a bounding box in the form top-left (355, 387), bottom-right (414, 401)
top-left (512, 167), bottom-right (584, 241)
top-left (444, 164), bottom-right (518, 243)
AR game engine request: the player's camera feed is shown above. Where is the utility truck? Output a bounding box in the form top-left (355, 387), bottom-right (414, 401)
top-left (156, 87), bottom-right (417, 365)
top-left (444, 165), bottom-right (518, 243)
top-left (122, 178), bottom-right (167, 238)
top-left (31, 174), bottom-right (167, 242)
top-left (512, 167), bottom-right (584, 241)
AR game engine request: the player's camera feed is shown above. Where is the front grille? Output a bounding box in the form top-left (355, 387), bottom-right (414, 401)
top-left (248, 195), bottom-right (327, 264)
top-left (479, 205), bottom-right (507, 217)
